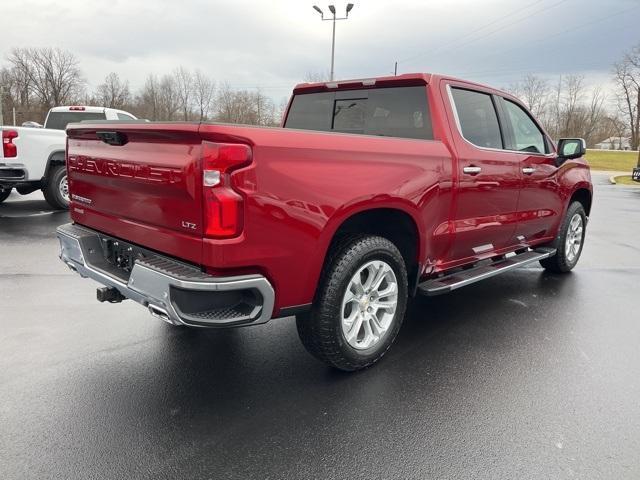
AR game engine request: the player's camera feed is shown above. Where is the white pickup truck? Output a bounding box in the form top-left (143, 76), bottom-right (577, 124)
top-left (0, 106), bottom-right (136, 209)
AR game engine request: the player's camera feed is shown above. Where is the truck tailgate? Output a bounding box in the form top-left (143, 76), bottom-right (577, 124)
top-left (66, 123), bottom-right (204, 265)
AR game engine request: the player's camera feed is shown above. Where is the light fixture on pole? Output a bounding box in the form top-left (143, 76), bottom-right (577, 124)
top-left (312, 4), bottom-right (355, 81)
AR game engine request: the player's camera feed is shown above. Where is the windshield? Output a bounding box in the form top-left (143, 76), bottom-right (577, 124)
top-left (45, 111), bottom-right (106, 130)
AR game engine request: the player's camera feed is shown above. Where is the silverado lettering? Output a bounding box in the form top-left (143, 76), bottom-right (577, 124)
top-left (57, 73), bottom-right (592, 372)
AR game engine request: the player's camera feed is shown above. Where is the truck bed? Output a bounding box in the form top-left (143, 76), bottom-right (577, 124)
top-left (66, 121), bottom-right (452, 311)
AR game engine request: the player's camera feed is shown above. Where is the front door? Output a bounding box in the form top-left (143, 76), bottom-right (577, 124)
top-left (497, 97), bottom-right (564, 243)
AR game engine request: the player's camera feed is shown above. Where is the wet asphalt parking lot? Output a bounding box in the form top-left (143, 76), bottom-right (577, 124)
top-left (1, 172), bottom-right (639, 479)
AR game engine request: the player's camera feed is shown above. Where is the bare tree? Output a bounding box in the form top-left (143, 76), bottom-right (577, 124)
top-left (193, 70), bottom-right (215, 121)
top-left (581, 87), bottom-right (607, 146)
top-left (214, 83), bottom-right (278, 126)
top-left (173, 66), bottom-right (193, 121)
top-left (137, 74), bottom-right (161, 120)
top-left (253, 88), bottom-right (277, 126)
top-left (94, 72), bottom-right (131, 109)
top-left (613, 43), bottom-right (640, 165)
top-left (159, 74), bottom-right (179, 120)
top-left (509, 74), bottom-right (550, 119)
top-left (560, 75), bottom-right (584, 138)
top-left (8, 47), bottom-right (85, 108)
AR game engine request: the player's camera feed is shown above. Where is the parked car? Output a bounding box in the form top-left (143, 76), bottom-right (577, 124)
top-left (56, 73), bottom-right (592, 371)
top-left (0, 106), bottom-right (137, 208)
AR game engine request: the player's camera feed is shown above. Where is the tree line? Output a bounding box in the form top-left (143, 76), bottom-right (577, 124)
top-left (504, 43), bottom-right (638, 157)
top-left (1, 44), bottom-right (639, 158)
top-left (0, 47), bottom-right (284, 126)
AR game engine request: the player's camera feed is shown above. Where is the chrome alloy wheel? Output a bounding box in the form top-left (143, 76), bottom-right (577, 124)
top-left (341, 260), bottom-right (398, 350)
top-left (59, 175), bottom-right (70, 203)
top-left (565, 213), bottom-right (583, 263)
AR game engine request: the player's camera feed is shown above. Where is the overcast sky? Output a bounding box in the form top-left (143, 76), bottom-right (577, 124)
top-left (3, 0), bottom-right (639, 103)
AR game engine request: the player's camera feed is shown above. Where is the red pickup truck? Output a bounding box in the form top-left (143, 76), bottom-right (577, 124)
top-left (57, 73), bottom-right (592, 371)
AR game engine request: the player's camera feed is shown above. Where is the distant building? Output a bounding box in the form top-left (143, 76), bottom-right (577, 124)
top-left (594, 136), bottom-right (631, 150)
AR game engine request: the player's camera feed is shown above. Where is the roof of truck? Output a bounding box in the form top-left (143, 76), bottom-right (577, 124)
top-left (292, 72), bottom-right (511, 98)
top-left (293, 73), bottom-right (433, 94)
top-left (49, 106), bottom-right (108, 113)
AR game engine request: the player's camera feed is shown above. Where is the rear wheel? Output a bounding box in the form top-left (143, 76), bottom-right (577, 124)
top-left (0, 188), bottom-right (11, 203)
top-left (43, 165), bottom-right (69, 210)
top-left (296, 235), bottom-right (408, 371)
top-left (540, 201), bottom-right (586, 273)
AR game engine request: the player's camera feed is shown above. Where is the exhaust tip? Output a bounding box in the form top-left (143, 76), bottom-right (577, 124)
top-left (148, 304), bottom-right (173, 324)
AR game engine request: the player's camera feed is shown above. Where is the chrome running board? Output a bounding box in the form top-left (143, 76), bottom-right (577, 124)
top-left (418, 248), bottom-right (556, 296)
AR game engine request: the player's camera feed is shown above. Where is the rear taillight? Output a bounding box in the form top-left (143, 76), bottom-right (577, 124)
top-left (2, 130), bottom-right (18, 158)
top-left (201, 141), bottom-right (252, 238)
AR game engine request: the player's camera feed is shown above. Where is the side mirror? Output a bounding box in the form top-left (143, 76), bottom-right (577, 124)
top-left (557, 138), bottom-right (586, 164)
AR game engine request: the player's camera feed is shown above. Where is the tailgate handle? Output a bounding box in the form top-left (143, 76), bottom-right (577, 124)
top-left (96, 131), bottom-right (128, 146)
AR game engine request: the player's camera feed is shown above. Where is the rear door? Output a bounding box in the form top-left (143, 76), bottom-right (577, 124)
top-left (66, 123), bottom-right (204, 264)
top-left (442, 81), bottom-right (521, 264)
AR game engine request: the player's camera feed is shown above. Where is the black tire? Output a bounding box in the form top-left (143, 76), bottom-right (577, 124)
top-left (0, 188), bottom-right (11, 203)
top-left (43, 165), bottom-right (69, 210)
top-left (296, 234), bottom-right (408, 371)
top-left (539, 201), bottom-right (587, 273)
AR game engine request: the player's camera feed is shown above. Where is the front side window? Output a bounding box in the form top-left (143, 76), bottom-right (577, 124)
top-left (450, 88), bottom-right (503, 149)
top-left (117, 113), bottom-right (135, 120)
top-left (502, 100), bottom-right (546, 154)
top-left (285, 86), bottom-right (433, 140)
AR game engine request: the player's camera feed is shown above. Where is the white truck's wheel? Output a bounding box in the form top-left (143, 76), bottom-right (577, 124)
top-left (43, 165), bottom-right (70, 210)
top-left (0, 188), bottom-right (11, 203)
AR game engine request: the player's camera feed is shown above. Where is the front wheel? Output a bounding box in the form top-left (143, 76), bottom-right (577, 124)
top-left (43, 165), bottom-right (70, 210)
top-left (0, 188), bottom-right (11, 203)
top-left (540, 201), bottom-right (587, 273)
top-left (296, 235), bottom-right (408, 371)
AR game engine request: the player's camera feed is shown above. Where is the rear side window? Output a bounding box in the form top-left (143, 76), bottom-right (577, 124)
top-left (502, 99), bottom-right (547, 154)
top-left (117, 113), bottom-right (135, 120)
top-left (450, 88), bottom-right (502, 149)
top-left (285, 86), bottom-right (433, 140)
top-left (46, 112), bottom-right (107, 130)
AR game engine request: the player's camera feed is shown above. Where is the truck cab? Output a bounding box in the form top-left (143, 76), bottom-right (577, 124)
top-left (44, 106), bottom-right (137, 130)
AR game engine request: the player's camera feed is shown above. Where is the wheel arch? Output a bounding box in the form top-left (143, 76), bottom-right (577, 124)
top-left (569, 186), bottom-right (592, 217)
top-left (316, 204), bottom-right (424, 297)
top-left (42, 150), bottom-right (66, 182)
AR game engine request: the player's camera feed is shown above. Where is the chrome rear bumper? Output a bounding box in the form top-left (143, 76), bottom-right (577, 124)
top-left (56, 223), bottom-right (274, 327)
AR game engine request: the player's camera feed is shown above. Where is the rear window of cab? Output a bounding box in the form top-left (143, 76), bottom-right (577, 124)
top-left (46, 112), bottom-right (107, 130)
top-left (285, 86), bottom-right (433, 140)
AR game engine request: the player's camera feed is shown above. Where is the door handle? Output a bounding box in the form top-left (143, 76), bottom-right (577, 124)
top-left (463, 166), bottom-right (482, 175)
top-left (522, 167), bottom-right (536, 175)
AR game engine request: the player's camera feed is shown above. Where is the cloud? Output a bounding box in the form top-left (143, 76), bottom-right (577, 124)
top-left (2, 0), bottom-right (638, 101)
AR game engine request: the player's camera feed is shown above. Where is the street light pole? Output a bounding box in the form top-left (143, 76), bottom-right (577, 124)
top-left (0, 86), bottom-right (4, 126)
top-left (330, 13), bottom-right (336, 81)
top-left (312, 4), bottom-right (355, 81)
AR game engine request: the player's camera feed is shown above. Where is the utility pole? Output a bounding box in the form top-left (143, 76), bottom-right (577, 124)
top-left (394, 62), bottom-right (398, 76)
top-left (312, 4), bottom-right (355, 81)
top-left (0, 86), bottom-right (4, 126)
